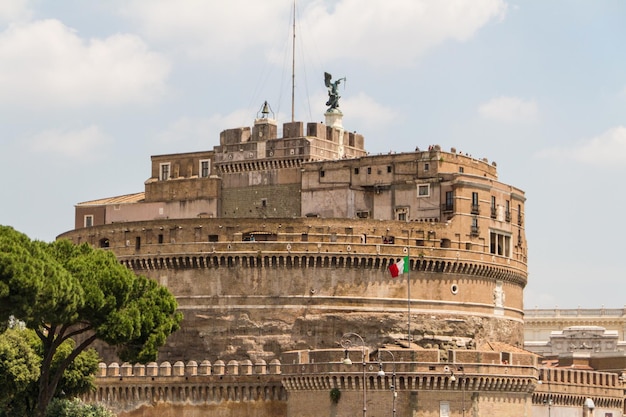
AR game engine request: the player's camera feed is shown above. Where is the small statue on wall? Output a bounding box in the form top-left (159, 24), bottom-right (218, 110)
top-left (324, 72), bottom-right (346, 112)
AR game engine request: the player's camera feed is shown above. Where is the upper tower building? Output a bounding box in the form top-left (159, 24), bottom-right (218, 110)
top-left (60, 102), bottom-right (527, 362)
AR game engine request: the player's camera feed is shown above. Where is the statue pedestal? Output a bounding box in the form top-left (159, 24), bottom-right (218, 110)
top-left (324, 109), bottom-right (343, 129)
top-left (325, 110), bottom-right (345, 157)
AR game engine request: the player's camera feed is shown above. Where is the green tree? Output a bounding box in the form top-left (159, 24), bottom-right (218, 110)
top-left (0, 327), bottom-right (100, 416)
top-left (0, 328), bottom-right (41, 416)
top-left (0, 226), bottom-right (183, 417)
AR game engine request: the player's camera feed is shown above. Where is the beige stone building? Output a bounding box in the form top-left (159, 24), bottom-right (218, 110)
top-left (60, 109), bottom-right (623, 416)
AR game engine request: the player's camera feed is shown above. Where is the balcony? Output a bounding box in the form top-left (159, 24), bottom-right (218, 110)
top-left (442, 203), bottom-right (454, 213)
top-left (470, 225), bottom-right (480, 237)
top-left (471, 204), bottom-right (480, 215)
top-left (490, 207), bottom-right (496, 219)
top-left (505, 211), bottom-right (511, 223)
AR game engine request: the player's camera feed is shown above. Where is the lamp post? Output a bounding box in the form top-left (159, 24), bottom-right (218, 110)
top-left (377, 350), bottom-right (397, 417)
top-left (341, 332), bottom-right (367, 417)
top-left (447, 366), bottom-right (466, 417)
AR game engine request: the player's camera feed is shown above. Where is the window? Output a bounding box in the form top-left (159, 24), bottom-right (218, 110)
top-left (424, 163), bottom-right (429, 172)
top-left (395, 207), bottom-right (408, 221)
top-left (444, 191), bottom-right (454, 212)
top-left (505, 200), bottom-right (511, 222)
top-left (490, 230), bottom-right (511, 257)
top-left (208, 234), bottom-right (219, 242)
top-left (354, 167), bottom-right (359, 174)
top-left (160, 163), bottom-right (170, 180)
top-left (471, 217), bottom-right (479, 236)
top-left (491, 196), bottom-right (497, 218)
top-left (200, 159), bottom-right (210, 178)
top-left (367, 167), bottom-right (372, 174)
top-left (320, 170), bottom-right (325, 178)
top-left (418, 184), bottom-right (430, 197)
top-left (459, 167), bottom-right (464, 173)
top-left (84, 215), bottom-right (93, 228)
top-left (387, 166), bottom-right (392, 173)
top-left (471, 192), bottom-right (479, 214)
top-left (158, 234), bottom-right (164, 244)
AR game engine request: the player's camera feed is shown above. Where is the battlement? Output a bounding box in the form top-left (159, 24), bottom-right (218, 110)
top-left (89, 357), bottom-right (624, 417)
top-left (97, 359), bottom-right (282, 378)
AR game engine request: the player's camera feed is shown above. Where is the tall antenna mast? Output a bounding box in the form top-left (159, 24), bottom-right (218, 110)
top-left (291, 0), bottom-right (296, 122)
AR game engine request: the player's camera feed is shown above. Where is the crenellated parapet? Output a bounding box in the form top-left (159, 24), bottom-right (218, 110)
top-left (87, 359), bottom-right (286, 415)
top-left (96, 359), bottom-right (282, 378)
top-left (533, 367), bottom-right (624, 412)
top-left (87, 354), bottom-right (625, 417)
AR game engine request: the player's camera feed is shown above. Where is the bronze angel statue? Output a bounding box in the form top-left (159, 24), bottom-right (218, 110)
top-left (324, 72), bottom-right (346, 111)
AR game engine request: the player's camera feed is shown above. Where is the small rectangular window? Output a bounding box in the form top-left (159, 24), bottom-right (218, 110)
top-left (395, 207), bottom-right (408, 221)
top-left (200, 159), bottom-right (210, 178)
top-left (367, 167), bottom-right (372, 174)
top-left (208, 234), bottom-right (219, 242)
top-left (84, 215), bottom-right (93, 228)
top-left (444, 191), bottom-right (454, 212)
top-left (471, 192), bottom-right (480, 214)
top-left (459, 166), bottom-right (464, 173)
top-left (158, 234), bottom-right (164, 244)
top-left (418, 184), bottom-right (430, 197)
top-left (320, 170), bottom-right (325, 178)
top-left (354, 167), bottom-right (359, 175)
top-left (160, 163), bottom-right (171, 181)
top-left (505, 199), bottom-right (511, 222)
top-left (387, 166), bottom-right (392, 173)
top-left (424, 163), bottom-right (429, 172)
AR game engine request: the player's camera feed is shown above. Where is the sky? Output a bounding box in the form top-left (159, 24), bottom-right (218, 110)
top-left (1, 0), bottom-right (625, 310)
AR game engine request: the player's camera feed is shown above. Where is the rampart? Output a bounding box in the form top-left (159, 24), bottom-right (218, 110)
top-left (89, 352), bottom-right (623, 417)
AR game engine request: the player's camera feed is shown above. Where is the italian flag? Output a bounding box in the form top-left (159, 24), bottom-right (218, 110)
top-left (388, 256), bottom-right (409, 278)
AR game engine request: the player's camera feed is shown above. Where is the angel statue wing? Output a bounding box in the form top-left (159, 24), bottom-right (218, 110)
top-left (324, 72), bottom-right (332, 88)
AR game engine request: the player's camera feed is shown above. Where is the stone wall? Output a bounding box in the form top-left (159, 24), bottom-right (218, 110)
top-left (59, 216), bottom-right (527, 362)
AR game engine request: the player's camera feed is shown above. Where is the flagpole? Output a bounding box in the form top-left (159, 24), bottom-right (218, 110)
top-left (407, 230), bottom-right (411, 344)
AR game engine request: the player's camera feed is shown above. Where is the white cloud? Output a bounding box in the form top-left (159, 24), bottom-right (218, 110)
top-left (0, 19), bottom-right (170, 110)
top-left (120, 0), bottom-right (506, 66)
top-left (120, 0), bottom-right (286, 61)
top-left (536, 126), bottom-right (626, 167)
top-left (341, 92), bottom-right (399, 131)
top-left (156, 110), bottom-right (258, 149)
top-left (302, 0), bottom-right (507, 66)
top-left (27, 125), bottom-right (113, 162)
top-left (0, 0), bottom-right (31, 23)
top-left (478, 96), bottom-right (538, 122)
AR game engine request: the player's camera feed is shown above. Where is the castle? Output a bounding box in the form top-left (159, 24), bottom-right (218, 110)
top-left (59, 107), bottom-right (622, 416)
